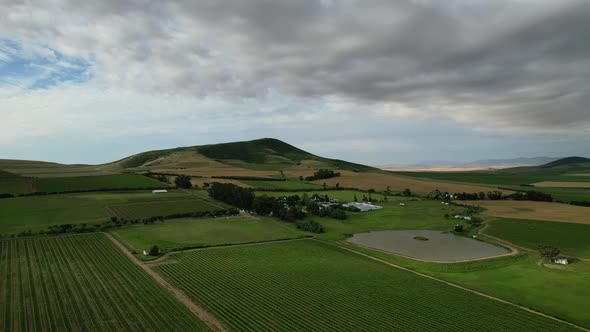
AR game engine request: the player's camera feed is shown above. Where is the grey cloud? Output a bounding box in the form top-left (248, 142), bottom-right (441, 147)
top-left (1, 0), bottom-right (589, 130)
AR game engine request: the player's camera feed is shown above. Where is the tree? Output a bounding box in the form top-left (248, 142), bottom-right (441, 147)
top-left (299, 175), bottom-right (304, 181)
top-left (403, 188), bottom-right (412, 197)
top-left (335, 182), bottom-right (340, 189)
top-left (453, 224), bottom-right (463, 232)
top-left (353, 194), bottom-right (358, 202)
top-left (539, 245), bottom-right (560, 260)
top-left (322, 182), bottom-right (327, 190)
top-left (148, 245), bottom-right (160, 256)
top-left (174, 175), bottom-right (192, 189)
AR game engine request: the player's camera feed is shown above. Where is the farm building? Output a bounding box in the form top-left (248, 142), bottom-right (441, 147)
top-left (342, 202), bottom-right (383, 212)
top-left (399, 203), bottom-right (406, 206)
top-left (152, 189), bottom-right (168, 194)
top-left (454, 215), bottom-right (472, 221)
top-left (553, 257), bottom-right (569, 265)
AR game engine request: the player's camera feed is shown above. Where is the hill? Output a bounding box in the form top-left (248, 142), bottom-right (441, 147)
top-left (112, 138), bottom-right (375, 173)
top-left (539, 156), bottom-right (590, 168)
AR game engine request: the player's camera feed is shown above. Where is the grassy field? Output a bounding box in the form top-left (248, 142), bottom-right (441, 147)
top-left (240, 179), bottom-right (322, 190)
top-left (33, 174), bottom-right (167, 192)
top-left (156, 240), bottom-right (575, 331)
top-left (112, 216), bottom-right (309, 253)
top-left (484, 218), bottom-right (590, 257)
top-left (342, 243), bottom-right (590, 329)
top-left (0, 195), bottom-right (109, 235)
top-left (0, 171), bottom-right (31, 194)
top-left (106, 199), bottom-right (223, 219)
top-left (459, 200), bottom-right (590, 224)
top-left (0, 190), bottom-right (217, 236)
top-left (0, 233), bottom-right (208, 331)
top-left (500, 186), bottom-right (590, 202)
top-left (394, 170), bottom-right (590, 186)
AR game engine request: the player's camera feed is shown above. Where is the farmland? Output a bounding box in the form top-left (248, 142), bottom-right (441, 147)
top-left (484, 218), bottom-right (590, 257)
top-left (240, 179), bottom-right (322, 190)
top-left (156, 240), bottom-right (576, 331)
top-left (343, 243), bottom-right (590, 329)
top-left (106, 199), bottom-right (223, 220)
top-left (112, 216), bottom-right (309, 253)
top-left (459, 200), bottom-right (590, 224)
top-left (0, 170), bottom-right (31, 194)
top-left (34, 174), bottom-right (167, 193)
top-left (394, 170), bottom-right (590, 186)
top-left (0, 233), bottom-right (208, 331)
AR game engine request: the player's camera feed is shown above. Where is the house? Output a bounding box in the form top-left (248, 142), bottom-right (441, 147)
top-left (399, 203), bottom-right (405, 206)
top-left (342, 202), bottom-right (383, 212)
top-left (143, 250), bottom-right (149, 255)
top-left (553, 257), bottom-right (569, 265)
top-left (152, 189), bottom-right (168, 194)
top-left (454, 215), bottom-right (472, 221)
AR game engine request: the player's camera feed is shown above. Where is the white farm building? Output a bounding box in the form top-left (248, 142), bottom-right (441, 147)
top-left (342, 202), bottom-right (383, 212)
top-left (553, 257), bottom-right (569, 265)
top-left (152, 189), bottom-right (168, 194)
top-left (454, 215), bottom-right (472, 221)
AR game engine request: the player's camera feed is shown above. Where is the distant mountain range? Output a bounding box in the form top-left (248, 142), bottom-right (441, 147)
top-left (380, 157), bottom-right (563, 170)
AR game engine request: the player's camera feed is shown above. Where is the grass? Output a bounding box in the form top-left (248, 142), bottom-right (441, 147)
top-left (0, 170), bottom-right (31, 194)
top-left (485, 218), bottom-right (590, 258)
top-left (0, 189), bottom-right (217, 236)
top-left (459, 200), bottom-right (590, 225)
top-left (500, 185), bottom-right (590, 202)
top-left (341, 242), bottom-right (590, 329)
top-left (394, 170), bottom-right (590, 186)
top-left (111, 216), bottom-right (309, 253)
top-left (0, 233), bottom-right (208, 331)
top-left (33, 174), bottom-right (167, 193)
top-left (156, 240), bottom-right (575, 331)
top-left (106, 199), bottom-right (223, 219)
top-left (0, 195), bottom-right (109, 235)
top-left (241, 180), bottom-right (322, 190)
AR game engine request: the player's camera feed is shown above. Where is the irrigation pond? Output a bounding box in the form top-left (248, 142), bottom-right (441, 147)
top-left (347, 230), bottom-right (509, 262)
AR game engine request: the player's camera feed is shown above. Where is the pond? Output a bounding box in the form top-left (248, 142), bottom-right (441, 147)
top-left (346, 230), bottom-right (509, 262)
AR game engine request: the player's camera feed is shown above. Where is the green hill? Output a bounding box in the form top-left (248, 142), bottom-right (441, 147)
top-left (114, 138), bottom-right (375, 172)
top-left (539, 156), bottom-right (590, 168)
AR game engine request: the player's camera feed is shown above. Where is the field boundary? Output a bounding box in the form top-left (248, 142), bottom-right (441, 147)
top-left (323, 240), bottom-right (589, 332)
top-left (103, 233), bottom-right (228, 332)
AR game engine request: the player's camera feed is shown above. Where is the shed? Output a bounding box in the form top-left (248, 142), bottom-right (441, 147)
top-left (553, 257), bottom-right (569, 265)
top-left (152, 189), bottom-right (168, 194)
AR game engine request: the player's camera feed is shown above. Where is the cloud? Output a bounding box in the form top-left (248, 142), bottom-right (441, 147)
top-left (0, 0), bottom-right (588, 164)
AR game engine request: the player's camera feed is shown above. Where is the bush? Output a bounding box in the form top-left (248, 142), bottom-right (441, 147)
top-left (174, 175), bottom-right (193, 189)
top-left (296, 220), bottom-right (324, 233)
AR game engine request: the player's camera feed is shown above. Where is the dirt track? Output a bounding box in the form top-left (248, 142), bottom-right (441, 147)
top-left (104, 233), bottom-right (228, 332)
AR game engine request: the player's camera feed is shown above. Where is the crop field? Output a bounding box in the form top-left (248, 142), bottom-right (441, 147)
top-left (499, 186), bottom-right (590, 202)
top-left (156, 240), bottom-right (575, 331)
top-left (112, 216), bottom-right (309, 253)
top-left (459, 200), bottom-right (590, 224)
top-left (0, 233), bottom-right (208, 331)
top-left (532, 181), bottom-right (590, 188)
top-left (0, 196), bottom-right (109, 235)
top-left (394, 171), bottom-right (590, 186)
top-left (33, 174), bottom-right (167, 193)
top-left (343, 243), bottom-right (590, 329)
top-left (310, 170), bottom-right (509, 195)
top-left (240, 179), bottom-right (322, 190)
top-left (105, 199), bottom-right (223, 219)
top-left (485, 218), bottom-right (590, 257)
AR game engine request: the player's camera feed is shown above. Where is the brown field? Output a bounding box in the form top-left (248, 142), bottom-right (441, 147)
top-left (308, 170), bottom-right (511, 195)
top-left (532, 181), bottom-right (590, 188)
top-left (459, 200), bottom-right (590, 225)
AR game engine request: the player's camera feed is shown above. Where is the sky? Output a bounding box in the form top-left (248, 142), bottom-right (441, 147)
top-left (0, 0), bottom-right (589, 166)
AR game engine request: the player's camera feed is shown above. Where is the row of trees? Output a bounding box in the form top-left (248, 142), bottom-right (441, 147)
top-left (304, 169), bottom-right (341, 181)
top-left (453, 190), bottom-right (553, 202)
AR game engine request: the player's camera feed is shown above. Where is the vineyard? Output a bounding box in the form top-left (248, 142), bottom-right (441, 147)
top-left (33, 174), bottom-right (168, 193)
top-left (106, 199), bottom-right (223, 219)
top-left (156, 240), bottom-right (576, 332)
top-left (0, 233), bottom-right (209, 331)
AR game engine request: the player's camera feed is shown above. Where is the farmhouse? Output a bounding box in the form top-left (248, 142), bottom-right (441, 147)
top-left (553, 257), bottom-right (569, 265)
top-left (454, 215), bottom-right (472, 221)
top-left (399, 203), bottom-right (406, 206)
top-left (152, 189), bottom-right (168, 194)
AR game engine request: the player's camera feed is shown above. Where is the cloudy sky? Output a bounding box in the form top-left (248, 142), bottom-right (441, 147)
top-left (1, 0), bottom-right (588, 165)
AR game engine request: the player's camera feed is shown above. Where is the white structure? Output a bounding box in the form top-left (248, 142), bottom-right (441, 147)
top-left (342, 202), bottom-right (383, 212)
top-left (554, 257), bottom-right (569, 265)
top-left (454, 215), bottom-right (472, 221)
top-left (143, 250), bottom-right (149, 255)
top-left (399, 203), bottom-right (406, 206)
top-left (152, 189), bottom-right (168, 194)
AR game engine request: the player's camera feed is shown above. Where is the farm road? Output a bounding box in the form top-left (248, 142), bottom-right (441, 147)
top-left (104, 233), bottom-right (228, 332)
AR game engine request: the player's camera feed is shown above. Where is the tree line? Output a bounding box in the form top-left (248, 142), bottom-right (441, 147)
top-left (304, 169), bottom-right (341, 181)
top-left (453, 190), bottom-right (553, 202)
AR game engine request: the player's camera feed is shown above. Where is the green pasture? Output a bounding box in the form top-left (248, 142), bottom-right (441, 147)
top-left (241, 180), bottom-right (322, 190)
top-left (106, 199), bottom-right (223, 220)
top-left (394, 170), bottom-right (590, 186)
top-left (33, 174), bottom-right (167, 193)
top-left (111, 216), bottom-right (309, 254)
